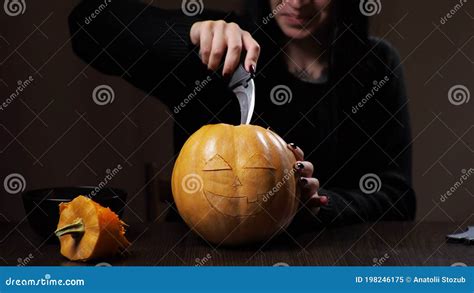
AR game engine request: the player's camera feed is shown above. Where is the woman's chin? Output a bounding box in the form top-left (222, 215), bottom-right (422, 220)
top-left (280, 26), bottom-right (314, 40)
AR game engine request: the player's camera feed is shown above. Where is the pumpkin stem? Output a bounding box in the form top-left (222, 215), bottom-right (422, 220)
top-left (54, 218), bottom-right (85, 238)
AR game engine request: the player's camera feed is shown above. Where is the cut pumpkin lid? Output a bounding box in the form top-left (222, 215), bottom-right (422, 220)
top-left (55, 195), bottom-right (130, 262)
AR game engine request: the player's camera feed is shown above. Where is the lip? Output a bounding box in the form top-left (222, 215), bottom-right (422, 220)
top-left (281, 13), bottom-right (310, 26)
top-left (203, 190), bottom-right (265, 217)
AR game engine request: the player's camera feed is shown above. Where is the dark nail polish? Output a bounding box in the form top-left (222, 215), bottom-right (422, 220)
top-left (289, 143), bottom-right (297, 149)
top-left (250, 64), bottom-right (256, 75)
top-left (300, 177), bottom-right (308, 185)
top-left (320, 196), bottom-right (329, 206)
top-left (296, 162), bottom-right (304, 170)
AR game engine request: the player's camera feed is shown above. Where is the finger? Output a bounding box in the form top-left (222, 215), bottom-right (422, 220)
top-left (242, 31), bottom-right (260, 72)
top-left (299, 177), bottom-right (320, 199)
top-left (295, 161), bottom-right (314, 177)
top-left (287, 143), bottom-right (304, 161)
top-left (222, 23), bottom-right (242, 76)
top-left (307, 193), bottom-right (328, 208)
top-left (208, 21), bottom-right (226, 71)
top-left (190, 22), bottom-right (201, 45)
top-left (199, 27), bottom-right (213, 65)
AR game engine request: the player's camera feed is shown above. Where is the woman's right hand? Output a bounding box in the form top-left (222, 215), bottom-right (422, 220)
top-left (190, 20), bottom-right (260, 76)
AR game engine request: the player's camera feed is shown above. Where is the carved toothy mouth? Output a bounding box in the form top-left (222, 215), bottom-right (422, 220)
top-left (203, 190), bottom-right (267, 217)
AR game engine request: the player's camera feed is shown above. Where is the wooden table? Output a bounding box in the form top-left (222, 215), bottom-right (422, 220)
top-left (0, 220), bottom-right (472, 266)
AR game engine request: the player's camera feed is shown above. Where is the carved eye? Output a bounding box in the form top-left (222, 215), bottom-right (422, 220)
top-left (203, 154), bottom-right (232, 171)
top-left (243, 154), bottom-right (276, 169)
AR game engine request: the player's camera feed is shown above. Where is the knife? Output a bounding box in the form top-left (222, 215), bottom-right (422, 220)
top-left (446, 226), bottom-right (474, 244)
top-left (228, 63), bottom-right (255, 125)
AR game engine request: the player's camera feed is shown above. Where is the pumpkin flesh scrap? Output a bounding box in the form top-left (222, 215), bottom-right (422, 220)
top-left (55, 195), bottom-right (130, 262)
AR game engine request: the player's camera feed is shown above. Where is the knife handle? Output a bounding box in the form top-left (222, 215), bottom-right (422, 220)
top-left (228, 62), bottom-right (254, 90)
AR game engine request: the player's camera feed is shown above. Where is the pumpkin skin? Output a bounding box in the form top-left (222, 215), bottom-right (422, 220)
top-left (55, 196), bottom-right (130, 262)
top-left (172, 124), bottom-right (299, 245)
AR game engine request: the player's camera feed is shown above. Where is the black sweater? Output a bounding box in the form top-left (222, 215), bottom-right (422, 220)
top-left (69, 0), bottom-right (416, 226)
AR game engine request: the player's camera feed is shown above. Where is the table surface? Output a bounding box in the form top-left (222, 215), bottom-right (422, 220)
top-left (0, 220), bottom-right (472, 266)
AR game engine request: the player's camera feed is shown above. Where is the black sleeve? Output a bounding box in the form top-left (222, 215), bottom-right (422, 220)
top-left (68, 0), bottom-right (236, 108)
top-left (313, 39), bottom-right (416, 226)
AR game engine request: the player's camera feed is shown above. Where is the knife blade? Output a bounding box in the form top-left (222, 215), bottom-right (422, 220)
top-left (228, 64), bottom-right (255, 125)
top-left (446, 226), bottom-right (474, 244)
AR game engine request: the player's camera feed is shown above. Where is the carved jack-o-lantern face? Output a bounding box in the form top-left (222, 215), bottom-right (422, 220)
top-left (202, 153), bottom-right (276, 217)
top-left (172, 124), bottom-right (299, 245)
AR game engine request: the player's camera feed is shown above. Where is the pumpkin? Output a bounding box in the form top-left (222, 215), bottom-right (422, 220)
top-left (55, 195), bottom-right (130, 261)
top-left (172, 124), bottom-right (299, 245)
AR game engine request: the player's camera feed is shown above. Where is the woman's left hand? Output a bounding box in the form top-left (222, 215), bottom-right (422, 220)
top-left (287, 143), bottom-right (328, 215)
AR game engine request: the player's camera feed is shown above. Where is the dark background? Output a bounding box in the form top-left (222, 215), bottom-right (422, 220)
top-left (0, 0), bottom-right (472, 225)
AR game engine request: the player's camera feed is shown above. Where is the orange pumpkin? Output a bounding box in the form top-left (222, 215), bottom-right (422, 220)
top-left (55, 195), bottom-right (130, 261)
top-left (172, 124), bottom-right (299, 245)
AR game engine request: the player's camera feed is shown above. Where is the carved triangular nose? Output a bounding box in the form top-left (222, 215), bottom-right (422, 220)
top-left (232, 176), bottom-right (242, 187)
